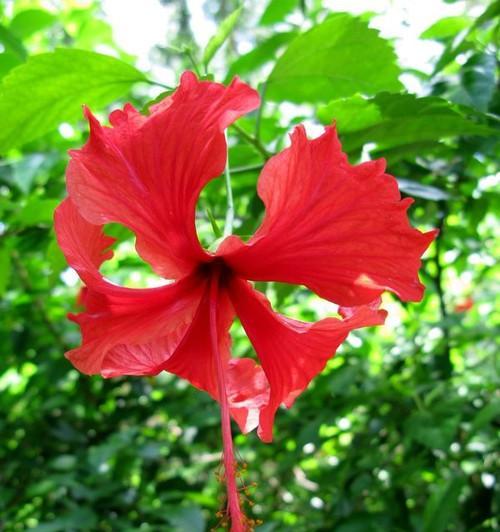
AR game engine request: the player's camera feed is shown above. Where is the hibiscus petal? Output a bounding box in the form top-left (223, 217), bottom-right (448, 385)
top-left (67, 71), bottom-right (260, 279)
top-left (161, 284), bottom-right (270, 434)
top-left (54, 198), bottom-right (114, 286)
top-left (226, 358), bottom-right (270, 434)
top-left (54, 196), bottom-right (206, 375)
top-left (68, 276), bottom-right (205, 376)
top-left (77, 281), bottom-right (269, 433)
top-left (220, 126), bottom-right (438, 306)
top-left (228, 275), bottom-right (387, 442)
top-left (55, 198), bottom-right (268, 429)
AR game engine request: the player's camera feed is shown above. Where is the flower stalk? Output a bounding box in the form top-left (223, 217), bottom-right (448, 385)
top-left (223, 132), bottom-right (235, 237)
top-left (209, 267), bottom-right (245, 531)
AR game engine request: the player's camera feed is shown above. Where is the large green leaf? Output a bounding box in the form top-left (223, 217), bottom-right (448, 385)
top-left (0, 48), bottom-right (147, 153)
top-left (318, 92), bottom-right (494, 155)
top-left (266, 13), bottom-right (402, 103)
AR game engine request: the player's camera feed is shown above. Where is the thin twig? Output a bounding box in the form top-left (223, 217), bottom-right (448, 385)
top-left (255, 81), bottom-right (267, 142)
top-left (143, 78), bottom-right (174, 91)
top-left (230, 123), bottom-right (271, 160)
top-left (434, 202), bottom-right (452, 378)
top-left (231, 163), bottom-right (265, 175)
top-left (185, 48), bottom-right (201, 77)
top-left (223, 132), bottom-right (234, 237)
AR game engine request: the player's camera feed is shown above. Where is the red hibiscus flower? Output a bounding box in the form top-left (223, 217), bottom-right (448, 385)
top-left (54, 71), bottom-right (437, 531)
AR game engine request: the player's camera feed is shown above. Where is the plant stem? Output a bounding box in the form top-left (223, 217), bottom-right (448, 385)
top-left (231, 123), bottom-right (271, 160)
top-left (434, 202), bottom-right (452, 378)
top-left (231, 163), bottom-right (265, 175)
top-left (255, 81), bottom-right (267, 142)
top-left (143, 78), bottom-right (174, 91)
top-left (224, 133), bottom-right (234, 237)
top-left (185, 48), bottom-right (201, 77)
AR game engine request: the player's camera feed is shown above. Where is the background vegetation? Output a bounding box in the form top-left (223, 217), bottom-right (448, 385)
top-left (0, 0), bottom-right (498, 530)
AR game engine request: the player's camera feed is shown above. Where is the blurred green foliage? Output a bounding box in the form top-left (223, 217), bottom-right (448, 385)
top-left (0, 0), bottom-right (499, 531)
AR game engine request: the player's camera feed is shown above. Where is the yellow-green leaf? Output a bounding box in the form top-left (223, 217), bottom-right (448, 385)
top-left (203, 6), bottom-right (243, 69)
top-left (0, 48), bottom-right (147, 153)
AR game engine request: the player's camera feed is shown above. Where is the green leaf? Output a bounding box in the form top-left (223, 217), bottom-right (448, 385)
top-left (474, 0), bottom-right (500, 26)
top-left (431, 37), bottom-right (472, 77)
top-left (31, 507), bottom-right (98, 532)
top-left (13, 198), bottom-right (59, 226)
top-left (318, 93), bottom-right (382, 132)
top-left (469, 399), bottom-right (500, 435)
top-left (260, 0), bottom-right (299, 25)
top-left (0, 48), bottom-right (147, 153)
top-left (205, 205), bottom-right (222, 239)
top-left (420, 16), bottom-right (472, 40)
top-left (459, 52), bottom-right (497, 111)
top-left (423, 476), bottom-right (465, 532)
top-left (203, 6), bottom-right (243, 69)
top-left (166, 505), bottom-right (205, 532)
top-left (0, 52), bottom-right (22, 79)
top-left (266, 13), bottom-right (402, 103)
top-left (0, 24), bottom-right (27, 61)
top-left (8, 152), bottom-right (57, 193)
top-left (371, 141), bottom-right (456, 165)
top-left (336, 514), bottom-right (389, 532)
top-left (103, 223), bottom-right (135, 242)
top-left (226, 32), bottom-right (296, 81)
top-left (9, 9), bottom-right (56, 40)
top-left (50, 454), bottom-right (78, 471)
top-left (431, 2), bottom-right (498, 76)
top-left (46, 236), bottom-right (66, 286)
top-left (405, 411), bottom-right (460, 450)
top-left (318, 93), bottom-right (494, 154)
top-left (0, 246), bottom-right (11, 295)
top-left (73, 17), bottom-right (115, 51)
